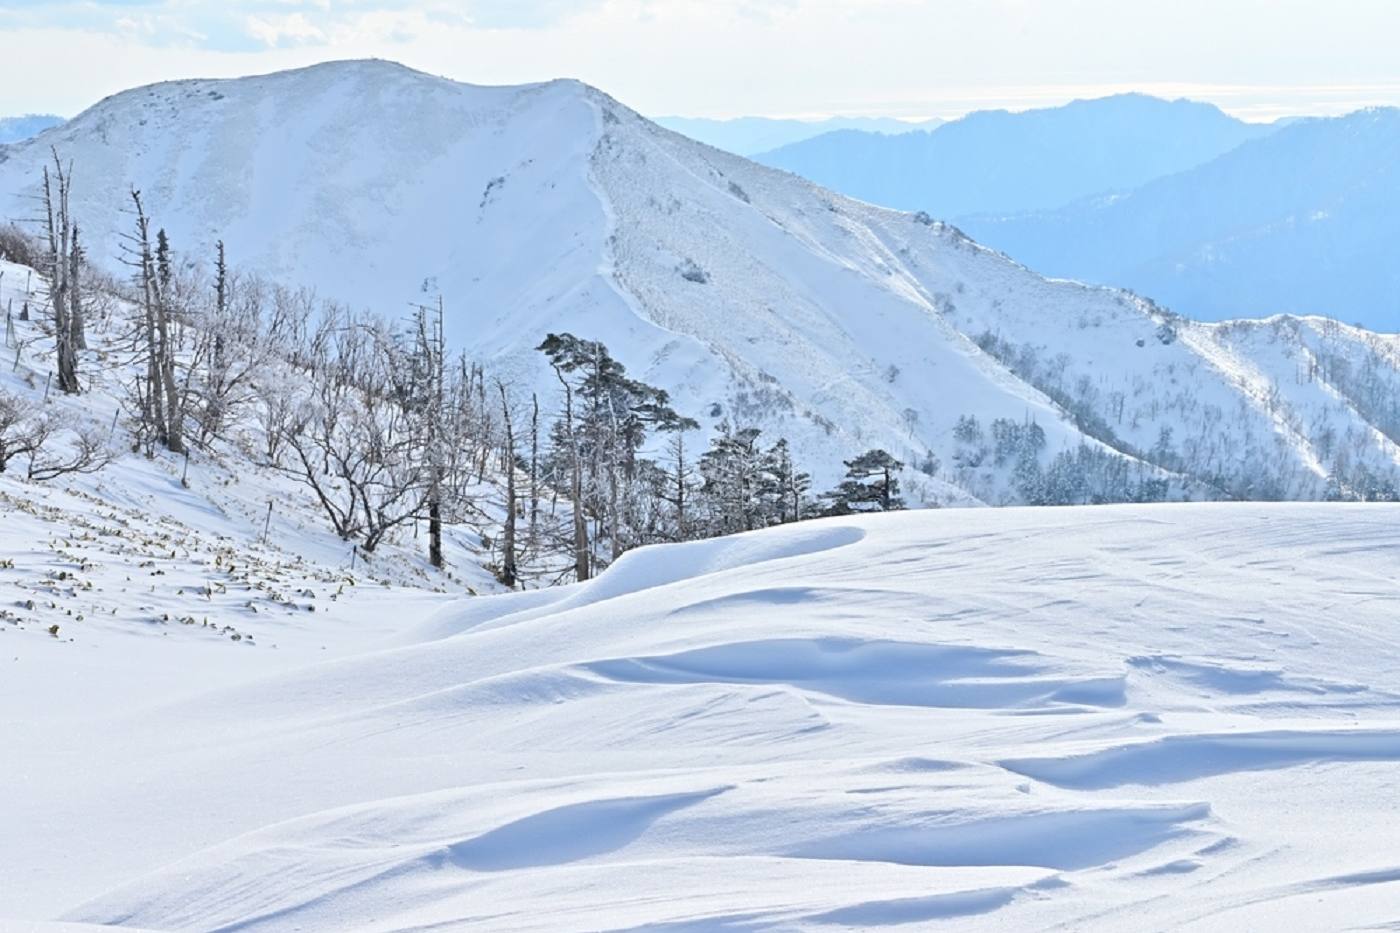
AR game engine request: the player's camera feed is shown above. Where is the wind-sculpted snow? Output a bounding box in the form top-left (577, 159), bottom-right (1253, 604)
top-left (785, 802), bottom-right (1212, 871)
top-left (585, 637), bottom-right (1127, 709)
top-left (1001, 728), bottom-right (1400, 789)
top-left (555, 522), bottom-right (866, 610)
top-left (444, 788), bottom-right (732, 872)
top-left (7, 503), bottom-right (1400, 930)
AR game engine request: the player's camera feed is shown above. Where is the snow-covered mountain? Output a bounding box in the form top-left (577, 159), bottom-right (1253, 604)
top-left (654, 113), bottom-right (944, 156)
top-left (754, 94), bottom-right (1276, 217)
top-left (959, 108), bottom-right (1400, 327)
top-left (2, 60), bottom-right (1399, 503)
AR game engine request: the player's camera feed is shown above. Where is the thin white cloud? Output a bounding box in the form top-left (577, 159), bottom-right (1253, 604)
top-left (3, 0), bottom-right (1400, 122)
top-left (0, 0), bottom-right (596, 50)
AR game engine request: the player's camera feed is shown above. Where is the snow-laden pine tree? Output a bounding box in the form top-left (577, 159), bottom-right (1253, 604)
top-left (538, 332), bottom-right (690, 578)
top-left (824, 449), bottom-right (906, 514)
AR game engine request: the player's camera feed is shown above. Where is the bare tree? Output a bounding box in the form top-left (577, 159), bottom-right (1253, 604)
top-left (0, 388), bottom-right (112, 479)
top-left (40, 150), bottom-right (80, 394)
top-left (529, 392), bottom-right (540, 538)
top-left (661, 427), bottom-right (695, 538)
top-left (277, 312), bottom-right (427, 553)
top-left (28, 422), bottom-right (114, 481)
top-left (125, 189), bottom-right (169, 453)
top-left (0, 390), bottom-right (50, 473)
top-left (151, 225), bottom-right (185, 453)
top-left (410, 297), bottom-right (448, 569)
top-left (69, 223), bottom-right (86, 351)
top-left (201, 240), bottom-right (231, 442)
top-left (497, 379), bottom-right (518, 587)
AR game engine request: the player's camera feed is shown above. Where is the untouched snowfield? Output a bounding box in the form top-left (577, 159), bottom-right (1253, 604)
top-left (6, 502), bottom-right (1400, 930)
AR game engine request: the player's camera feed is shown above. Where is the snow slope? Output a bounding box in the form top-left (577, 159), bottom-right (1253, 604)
top-left (2, 61), bottom-right (1399, 502)
top-left (6, 502), bottom-right (1400, 930)
top-left (0, 254), bottom-right (508, 722)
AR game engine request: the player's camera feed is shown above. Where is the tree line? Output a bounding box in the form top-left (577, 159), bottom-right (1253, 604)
top-left (0, 153), bottom-right (909, 586)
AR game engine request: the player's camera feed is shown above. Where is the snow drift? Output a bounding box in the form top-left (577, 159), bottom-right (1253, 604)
top-left (6, 503), bottom-right (1400, 929)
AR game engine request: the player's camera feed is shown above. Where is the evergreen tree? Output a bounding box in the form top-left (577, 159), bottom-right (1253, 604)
top-left (538, 332), bottom-right (690, 572)
top-left (763, 438), bottom-right (811, 523)
top-left (699, 422), bottom-right (767, 533)
top-left (825, 449), bottom-right (905, 514)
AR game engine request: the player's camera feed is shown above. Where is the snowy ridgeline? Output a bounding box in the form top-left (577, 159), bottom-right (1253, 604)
top-left (5, 502), bottom-right (1400, 929)
top-left (4, 60), bottom-right (1400, 509)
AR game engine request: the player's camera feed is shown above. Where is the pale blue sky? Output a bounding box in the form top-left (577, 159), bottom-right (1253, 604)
top-left (3, 0), bottom-right (1400, 121)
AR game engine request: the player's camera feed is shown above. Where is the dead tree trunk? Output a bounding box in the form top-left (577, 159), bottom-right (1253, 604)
top-left (205, 240), bottom-right (228, 441)
top-left (670, 430), bottom-right (689, 539)
top-left (41, 153), bottom-right (79, 394)
top-left (128, 190), bottom-right (166, 452)
top-left (497, 380), bottom-right (517, 588)
top-left (416, 297), bottom-right (446, 570)
top-left (553, 366), bottom-right (589, 582)
top-left (529, 392), bottom-right (540, 538)
top-left (69, 224), bottom-right (86, 351)
top-left (153, 228), bottom-right (184, 454)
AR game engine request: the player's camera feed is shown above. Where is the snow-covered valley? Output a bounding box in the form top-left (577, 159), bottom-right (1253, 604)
top-left (5, 496), bottom-right (1400, 930)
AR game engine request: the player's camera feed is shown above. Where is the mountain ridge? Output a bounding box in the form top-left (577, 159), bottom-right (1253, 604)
top-left (0, 113), bottom-right (64, 144)
top-left (654, 113), bottom-right (945, 156)
top-left (958, 106), bottom-right (1400, 327)
top-left (752, 93), bottom-right (1278, 218)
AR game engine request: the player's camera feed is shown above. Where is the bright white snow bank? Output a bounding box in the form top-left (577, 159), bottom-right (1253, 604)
top-left (5, 502), bottom-right (1400, 929)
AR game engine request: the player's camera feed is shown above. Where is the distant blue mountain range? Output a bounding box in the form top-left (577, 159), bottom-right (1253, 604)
top-left (753, 94), bottom-right (1277, 217)
top-left (958, 107), bottom-right (1400, 328)
top-left (654, 114), bottom-right (943, 157)
top-left (699, 93), bottom-right (1400, 329)
top-left (0, 114), bottom-right (64, 145)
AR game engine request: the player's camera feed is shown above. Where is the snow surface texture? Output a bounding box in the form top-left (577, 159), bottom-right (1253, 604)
top-left (5, 61), bottom-right (1400, 500)
top-left (5, 502), bottom-right (1400, 930)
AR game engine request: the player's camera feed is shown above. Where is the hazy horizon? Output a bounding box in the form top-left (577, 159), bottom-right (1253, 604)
top-left (4, 63), bottom-right (1387, 126)
top-left (5, 1), bottom-right (1400, 122)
